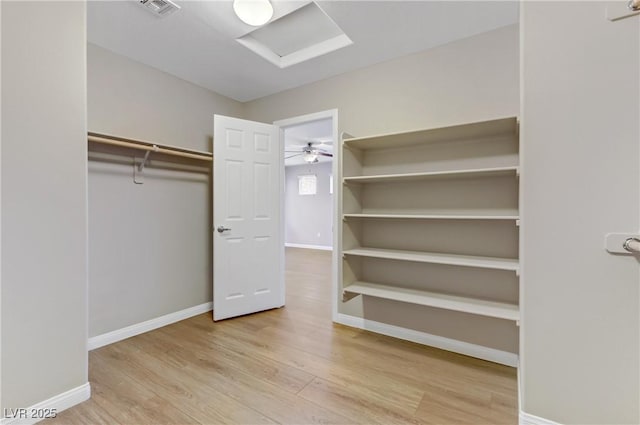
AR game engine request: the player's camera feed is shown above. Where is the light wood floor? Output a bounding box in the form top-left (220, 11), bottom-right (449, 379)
top-left (48, 248), bottom-right (518, 425)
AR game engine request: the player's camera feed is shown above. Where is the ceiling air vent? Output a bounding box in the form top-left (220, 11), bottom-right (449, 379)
top-left (139, 0), bottom-right (180, 17)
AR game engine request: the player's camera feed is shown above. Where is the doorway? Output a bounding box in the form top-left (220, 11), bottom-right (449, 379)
top-left (274, 110), bottom-right (339, 321)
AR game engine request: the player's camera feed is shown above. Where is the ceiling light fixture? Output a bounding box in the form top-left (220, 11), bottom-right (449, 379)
top-left (233, 0), bottom-right (274, 26)
top-left (303, 152), bottom-right (319, 163)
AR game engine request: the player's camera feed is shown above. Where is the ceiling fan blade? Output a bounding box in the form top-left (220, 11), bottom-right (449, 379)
top-left (317, 152), bottom-right (333, 157)
top-left (284, 150), bottom-right (303, 153)
top-left (285, 153), bottom-right (303, 159)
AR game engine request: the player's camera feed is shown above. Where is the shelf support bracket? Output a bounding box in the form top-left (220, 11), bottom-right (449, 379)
top-left (342, 290), bottom-right (360, 302)
top-left (133, 145), bottom-right (158, 184)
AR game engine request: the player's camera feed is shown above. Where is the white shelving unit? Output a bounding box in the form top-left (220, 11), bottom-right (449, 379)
top-left (339, 117), bottom-right (520, 356)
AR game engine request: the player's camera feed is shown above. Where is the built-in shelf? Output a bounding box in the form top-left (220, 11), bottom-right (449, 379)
top-left (339, 116), bottom-right (520, 365)
top-left (344, 281), bottom-right (519, 321)
top-left (343, 166), bottom-right (518, 184)
top-left (343, 213), bottom-right (519, 221)
top-left (343, 247), bottom-right (519, 272)
top-left (343, 117), bottom-right (518, 150)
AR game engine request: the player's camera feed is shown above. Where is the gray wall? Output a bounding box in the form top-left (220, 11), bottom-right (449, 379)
top-left (87, 44), bottom-right (244, 337)
top-left (245, 25), bottom-right (520, 354)
top-left (245, 25), bottom-right (519, 138)
top-left (285, 162), bottom-right (333, 247)
top-left (521, 2), bottom-right (639, 423)
top-left (1, 0), bottom-right (88, 409)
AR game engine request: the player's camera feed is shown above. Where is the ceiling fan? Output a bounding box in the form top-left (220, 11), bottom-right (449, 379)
top-left (285, 141), bottom-right (333, 163)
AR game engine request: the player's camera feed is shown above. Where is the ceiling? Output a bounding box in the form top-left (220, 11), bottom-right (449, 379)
top-left (87, 1), bottom-right (519, 102)
top-left (284, 118), bottom-right (333, 166)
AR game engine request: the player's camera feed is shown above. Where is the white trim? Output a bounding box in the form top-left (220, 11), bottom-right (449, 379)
top-left (1, 383), bottom-right (90, 425)
top-left (237, 34), bottom-right (353, 69)
top-left (285, 243), bottom-right (333, 251)
top-left (88, 302), bottom-right (212, 350)
top-left (335, 313), bottom-right (518, 367)
top-left (519, 411), bottom-right (562, 425)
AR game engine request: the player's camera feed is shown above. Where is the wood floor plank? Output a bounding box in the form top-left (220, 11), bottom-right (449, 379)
top-left (416, 382), bottom-right (517, 425)
top-left (97, 340), bottom-right (278, 425)
top-left (45, 398), bottom-right (116, 425)
top-left (248, 315), bottom-right (517, 402)
top-left (298, 377), bottom-right (429, 425)
top-left (182, 319), bottom-right (426, 413)
top-left (152, 321), bottom-right (318, 395)
top-left (45, 247), bottom-right (518, 425)
top-left (238, 319), bottom-right (513, 404)
top-left (126, 327), bottom-right (359, 425)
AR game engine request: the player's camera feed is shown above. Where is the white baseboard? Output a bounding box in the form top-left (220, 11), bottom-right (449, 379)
top-left (519, 411), bottom-right (561, 425)
top-left (285, 243), bottom-right (332, 251)
top-left (88, 302), bottom-right (212, 350)
top-left (1, 383), bottom-right (90, 425)
top-left (334, 313), bottom-right (518, 367)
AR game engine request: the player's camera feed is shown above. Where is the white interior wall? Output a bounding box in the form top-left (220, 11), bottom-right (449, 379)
top-left (87, 44), bottom-right (244, 337)
top-left (1, 0), bottom-right (88, 410)
top-left (285, 162), bottom-right (333, 247)
top-left (245, 24), bottom-right (520, 354)
top-left (245, 25), bottom-right (519, 137)
top-left (521, 2), bottom-right (639, 423)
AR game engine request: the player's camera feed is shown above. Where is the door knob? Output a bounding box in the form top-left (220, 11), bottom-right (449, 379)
top-left (217, 226), bottom-right (231, 234)
top-left (605, 233), bottom-right (640, 253)
top-left (623, 237), bottom-right (640, 253)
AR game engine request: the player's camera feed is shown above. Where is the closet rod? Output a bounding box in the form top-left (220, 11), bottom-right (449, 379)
top-left (88, 132), bottom-right (213, 162)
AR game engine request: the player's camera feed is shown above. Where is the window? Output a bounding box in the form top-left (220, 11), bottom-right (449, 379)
top-left (298, 174), bottom-right (317, 195)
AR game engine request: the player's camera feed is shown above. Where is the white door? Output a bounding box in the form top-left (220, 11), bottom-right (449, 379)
top-left (213, 115), bottom-right (283, 321)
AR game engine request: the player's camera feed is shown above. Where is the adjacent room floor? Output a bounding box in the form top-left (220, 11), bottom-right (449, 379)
top-left (47, 248), bottom-right (518, 424)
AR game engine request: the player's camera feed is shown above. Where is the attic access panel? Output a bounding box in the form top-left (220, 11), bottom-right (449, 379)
top-left (236, 2), bottom-right (353, 68)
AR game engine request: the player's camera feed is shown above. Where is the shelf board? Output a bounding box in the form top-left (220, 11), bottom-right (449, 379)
top-left (343, 247), bottom-right (519, 272)
top-left (344, 281), bottom-right (519, 321)
top-left (343, 117), bottom-right (518, 150)
top-left (343, 213), bottom-right (519, 221)
top-left (343, 166), bottom-right (518, 184)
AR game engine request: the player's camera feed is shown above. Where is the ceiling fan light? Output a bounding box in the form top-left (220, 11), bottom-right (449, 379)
top-left (233, 0), bottom-right (274, 26)
top-left (303, 152), bottom-right (318, 163)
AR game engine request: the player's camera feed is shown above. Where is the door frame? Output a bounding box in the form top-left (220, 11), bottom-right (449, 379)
top-left (274, 109), bottom-right (339, 322)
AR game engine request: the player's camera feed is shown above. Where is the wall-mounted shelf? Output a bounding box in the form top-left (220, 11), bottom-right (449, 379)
top-left (344, 281), bottom-right (519, 321)
top-left (343, 166), bottom-right (519, 184)
top-left (343, 213), bottom-right (519, 221)
top-left (343, 117), bottom-right (517, 150)
top-left (343, 247), bottom-right (519, 272)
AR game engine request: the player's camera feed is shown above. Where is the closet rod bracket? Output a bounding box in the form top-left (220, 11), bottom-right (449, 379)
top-left (134, 145), bottom-right (159, 184)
